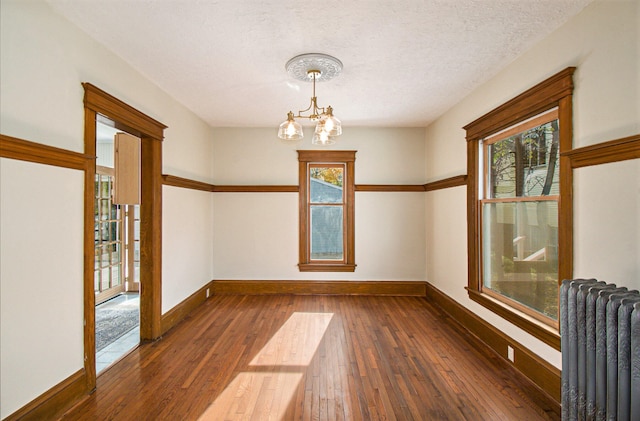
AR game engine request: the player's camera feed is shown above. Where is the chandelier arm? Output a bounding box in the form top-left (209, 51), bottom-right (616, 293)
top-left (294, 97), bottom-right (327, 120)
top-left (294, 98), bottom-right (316, 117)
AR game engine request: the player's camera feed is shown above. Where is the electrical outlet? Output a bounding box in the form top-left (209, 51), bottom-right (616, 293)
top-left (507, 345), bottom-right (515, 362)
top-left (206, 288), bottom-right (210, 298)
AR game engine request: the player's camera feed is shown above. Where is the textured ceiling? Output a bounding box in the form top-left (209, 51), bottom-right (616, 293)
top-left (46, 0), bottom-right (593, 128)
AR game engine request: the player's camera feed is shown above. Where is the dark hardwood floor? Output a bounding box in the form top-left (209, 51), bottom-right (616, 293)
top-left (61, 295), bottom-right (560, 420)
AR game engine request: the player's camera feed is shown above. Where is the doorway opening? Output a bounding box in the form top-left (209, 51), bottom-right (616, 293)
top-left (94, 119), bottom-right (141, 373)
top-left (95, 293), bottom-right (139, 372)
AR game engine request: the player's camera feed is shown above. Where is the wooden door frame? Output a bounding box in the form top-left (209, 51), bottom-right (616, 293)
top-left (83, 83), bottom-right (166, 390)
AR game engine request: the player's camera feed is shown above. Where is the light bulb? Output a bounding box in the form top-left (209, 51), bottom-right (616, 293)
top-left (312, 129), bottom-right (335, 146)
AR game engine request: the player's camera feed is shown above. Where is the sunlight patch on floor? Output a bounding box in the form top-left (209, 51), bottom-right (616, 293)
top-left (250, 312), bottom-right (334, 367)
top-left (197, 372), bottom-right (303, 420)
top-left (198, 312), bottom-right (334, 420)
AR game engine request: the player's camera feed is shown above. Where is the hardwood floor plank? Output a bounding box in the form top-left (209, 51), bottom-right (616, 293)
top-left (61, 295), bottom-right (560, 420)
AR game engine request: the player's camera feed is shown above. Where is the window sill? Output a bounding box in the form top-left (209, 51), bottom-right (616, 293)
top-left (466, 288), bottom-right (560, 350)
top-left (298, 263), bottom-right (357, 273)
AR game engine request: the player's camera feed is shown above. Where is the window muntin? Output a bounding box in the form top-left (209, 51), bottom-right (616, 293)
top-left (480, 111), bottom-right (560, 322)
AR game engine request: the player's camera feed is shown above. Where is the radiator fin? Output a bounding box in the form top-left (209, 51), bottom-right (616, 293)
top-left (561, 279), bottom-right (639, 421)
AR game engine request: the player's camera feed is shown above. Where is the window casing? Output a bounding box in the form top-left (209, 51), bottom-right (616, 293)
top-left (464, 68), bottom-right (575, 350)
top-left (298, 150), bottom-right (356, 272)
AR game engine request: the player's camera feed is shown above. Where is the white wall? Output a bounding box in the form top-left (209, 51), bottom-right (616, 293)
top-left (162, 185), bottom-right (214, 313)
top-left (425, 0), bottom-right (639, 369)
top-left (0, 0), bottom-right (214, 416)
top-left (212, 127), bottom-right (426, 281)
top-left (574, 160), bottom-right (640, 283)
top-left (0, 159), bottom-right (85, 417)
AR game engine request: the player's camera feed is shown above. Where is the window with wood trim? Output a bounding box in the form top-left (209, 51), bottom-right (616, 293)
top-left (298, 150), bottom-right (356, 272)
top-left (464, 67), bottom-right (575, 350)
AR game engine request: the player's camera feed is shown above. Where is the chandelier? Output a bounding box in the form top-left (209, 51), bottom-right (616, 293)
top-left (277, 53), bottom-right (343, 145)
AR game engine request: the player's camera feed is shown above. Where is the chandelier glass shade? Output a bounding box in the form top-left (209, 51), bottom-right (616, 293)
top-left (278, 112), bottom-right (304, 141)
top-left (277, 54), bottom-right (343, 145)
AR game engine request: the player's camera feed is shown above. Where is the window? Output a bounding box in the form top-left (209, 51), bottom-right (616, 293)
top-left (464, 68), bottom-right (575, 349)
top-left (481, 110), bottom-right (559, 321)
top-left (298, 150), bottom-right (356, 272)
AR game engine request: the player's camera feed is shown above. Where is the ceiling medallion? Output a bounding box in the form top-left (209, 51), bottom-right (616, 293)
top-left (285, 53), bottom-right (343, 82)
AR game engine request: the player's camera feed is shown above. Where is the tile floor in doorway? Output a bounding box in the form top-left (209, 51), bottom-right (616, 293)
top-left (96, 293), bottom-right (140, 374)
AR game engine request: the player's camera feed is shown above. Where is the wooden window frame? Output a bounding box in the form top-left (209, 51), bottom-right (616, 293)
top-left (298, 150), bottom-right (356, 272)
top-left (463, 68), bottom-right (575, 350)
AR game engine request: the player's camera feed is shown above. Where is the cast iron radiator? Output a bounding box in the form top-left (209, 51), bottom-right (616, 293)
top-left (560, 279), bottom-right (640, 421)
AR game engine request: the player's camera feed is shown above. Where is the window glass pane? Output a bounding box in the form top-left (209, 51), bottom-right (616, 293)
top-left (310, 167), bottom-right (343, 203)
top-left (100, 245), bottom-right (110, 267)
top-left (94, 221), bottom-right (100, 243)
top-left (111, 243), bottom-right (121, 264)
top-left (110, 204), bottom-right (121, 221)
top-left (101, 268), bottom-right (110, 290)
top-left (488, 119), bottom-right (559, 199)
top-left (99, 222), bottom-right (109, 242)
top-left (482, 201), bottom-right (559, 319)
top-left (111, 265), bottom-right (121, 287)
top-left (310, 205), bottom-right (343, 260)
top-left (100, 200), bottom-right (110, 220)
top-left (101, 175), bottom-right (111, 197)
top-left (134, 240), bottom-right (140, 281)
top-left (134, 220), bottom-right (140, 238)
